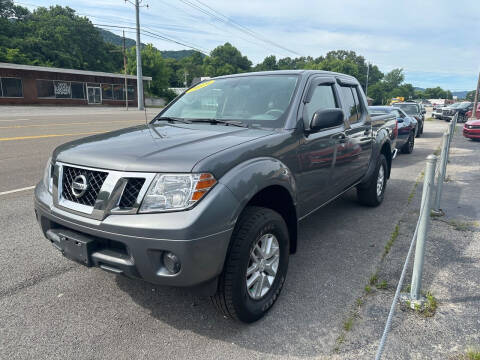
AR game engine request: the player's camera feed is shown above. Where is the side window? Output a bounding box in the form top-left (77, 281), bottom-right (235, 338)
top-left (304, 84), bottom-right (338, 127)
top-left (340, 86), bottom-right (358, 124)
top-left (351, 86), bottom-right (364, 121)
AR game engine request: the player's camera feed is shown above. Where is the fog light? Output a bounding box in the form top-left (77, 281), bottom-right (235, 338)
top-left (163, 252), bottom-right (181, 274)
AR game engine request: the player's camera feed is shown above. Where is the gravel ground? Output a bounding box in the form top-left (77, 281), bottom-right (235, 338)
top-left (335, 120), bottom-right (480, 359)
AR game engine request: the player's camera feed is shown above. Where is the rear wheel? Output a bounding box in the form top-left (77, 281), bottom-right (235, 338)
top-left (401, 131), bottom-right (415, 154)
top-left (357, 154), bottom-right (387, 207)
top-left (211, 206), bottom-right (289, 323)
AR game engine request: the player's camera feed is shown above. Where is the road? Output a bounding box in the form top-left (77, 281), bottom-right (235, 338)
top-left (0, 107), bottom-right (448, 359)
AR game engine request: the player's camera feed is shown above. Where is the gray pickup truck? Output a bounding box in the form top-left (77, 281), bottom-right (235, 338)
top-left (35, 70), bottom-right (397, 323)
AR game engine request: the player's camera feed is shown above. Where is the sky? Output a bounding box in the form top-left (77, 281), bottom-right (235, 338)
top-left (22, 0), bottom-right (480, 91)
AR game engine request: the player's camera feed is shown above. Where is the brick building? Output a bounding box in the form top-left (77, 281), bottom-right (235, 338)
top-left (0, 62), bottom-right (151, 106)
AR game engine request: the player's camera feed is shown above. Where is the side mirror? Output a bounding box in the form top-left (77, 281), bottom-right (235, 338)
top-left (309, 108), bottom-right (344, 132)
top-left (397, 117), bottom-right (404, 123)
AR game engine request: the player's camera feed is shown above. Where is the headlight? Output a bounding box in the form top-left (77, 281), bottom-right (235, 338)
top-left (43, 156), bottom-right (53, 193)
top-left (139, 173), bottom-right (217, 213)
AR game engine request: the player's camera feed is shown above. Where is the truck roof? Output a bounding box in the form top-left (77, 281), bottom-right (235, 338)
top-left (212, 69), bottom-right (359, 82)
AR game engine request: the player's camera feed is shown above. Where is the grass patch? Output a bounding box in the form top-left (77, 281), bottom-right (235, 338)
top-left (422, 292), bottom-right (437, 317)
top-left (376, 280), bottom-right (388, 289)
top-left (425, 117), bottom-right (434, 121)
top-left (343, 317), bottom-right (354, 331)
top-left (383, 224), bottom-right (399, 258)
top-left (333, 332), bottom-right (346, 353)
top-left (465, 349), bottom-right (480, 360)
top-left (369, 273), bottom-right (378, 286)
top-left (355, 297), bottom-right (364, 307)
top-left (408, 174), bottom-right (423, 204)
top-left (365, 285), bottom-right (372, 294)
top-left (448, 220), bottom-right (479, 232)
top-left (433, 146), bottom-right (441, 156)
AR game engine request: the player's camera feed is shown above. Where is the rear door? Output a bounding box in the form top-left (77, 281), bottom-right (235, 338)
top-left (332, 80), bottom-right (373, 189)
top-left (297, 76), bottom-right (345, 216)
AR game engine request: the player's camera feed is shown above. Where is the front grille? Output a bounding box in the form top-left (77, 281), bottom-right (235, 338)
top-left (62, 166), bottom-right (108, 206)
top-left (468, 125), bottom-right (480, 129)
top-left (119, 178), bottom-right (145, 208)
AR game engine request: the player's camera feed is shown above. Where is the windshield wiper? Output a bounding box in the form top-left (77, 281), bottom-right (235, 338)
top-left (189, 118), bottom-right (248, 128)
top-left (153, 116), bottom-right (192, 124)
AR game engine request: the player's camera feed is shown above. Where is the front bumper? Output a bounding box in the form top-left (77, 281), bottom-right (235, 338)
top-left (34, 181), bottom-right (238, 287)
top-left (463, 128), bottom-right (480, 139)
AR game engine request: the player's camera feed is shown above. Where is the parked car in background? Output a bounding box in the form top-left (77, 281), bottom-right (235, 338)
top-left (432, 104), bottom-right (444, 119)
top-left (466, 103), bottom-right (480, 119)
top-left (34, 70), bottom-right (398, 323)
top-left (369, 106), bottom-right (417, 154)
top-left (463, 119), bottom-right (480, 140)
top-left (393, 102), bottom-right (425, 137)
top-left (442, 101), bottom-right (472, 123)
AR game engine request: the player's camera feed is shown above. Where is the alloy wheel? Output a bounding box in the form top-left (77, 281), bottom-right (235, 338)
top-left (246, 233), bottom-right (280, 300)
top-left (376, 165), bottom-right (385, 198)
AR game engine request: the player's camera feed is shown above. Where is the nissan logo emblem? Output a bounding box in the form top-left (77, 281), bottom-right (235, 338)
top-left (71, 174), bottom-right (89, 198)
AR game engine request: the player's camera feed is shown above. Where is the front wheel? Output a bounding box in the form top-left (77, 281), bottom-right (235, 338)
top-left (211, 206), bottom-right (289, 323)
top-left (357, 154), bottom-right (387, 207)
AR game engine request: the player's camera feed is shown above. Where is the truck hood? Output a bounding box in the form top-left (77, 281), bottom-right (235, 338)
top-left (53, 123), bottom-right (274, 172)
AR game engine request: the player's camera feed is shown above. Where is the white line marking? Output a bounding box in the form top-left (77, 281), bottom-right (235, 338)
top-left (0, 186), bottom-right (35, 196)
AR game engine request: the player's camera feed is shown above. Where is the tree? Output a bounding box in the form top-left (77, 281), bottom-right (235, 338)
top-left (126, 44), bottom-right (170, 97)
top-left (202, 43), bottom-right (252, 77)
top-left (0, 4), bottom-right (123, 72)
top-left (383, 68), bottom-right (404, 91)
top-left (254, 55), bottom-right (278, 71)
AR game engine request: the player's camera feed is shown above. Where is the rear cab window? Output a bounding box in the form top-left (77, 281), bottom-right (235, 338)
top-left (339, 86), bottom-right (360, 124)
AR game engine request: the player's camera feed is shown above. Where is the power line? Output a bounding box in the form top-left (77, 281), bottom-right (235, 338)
top-left (94, 23), bottom-right (209, 54)
top-left (14, 1), bottom-right (210, 55)
top-left (157, 0), bottom-right (288, 57)
top-left (178, 0), bottom-right (300, 56)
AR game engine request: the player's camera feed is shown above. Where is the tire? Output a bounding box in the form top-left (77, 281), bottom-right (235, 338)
top-left (211, 206), bottom-right (289, 323)
top-left (401, 131), bottom-right (415, 154)
top-left (357, 154), bottom-right (387, 207)
top-left (416, 122), bottom-right (423, 137)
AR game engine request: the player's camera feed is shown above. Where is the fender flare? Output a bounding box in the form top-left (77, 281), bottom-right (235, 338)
top-left (218, 157), bottom-right (298, 222)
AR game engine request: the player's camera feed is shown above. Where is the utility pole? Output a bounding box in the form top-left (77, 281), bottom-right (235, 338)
top-left (184, 69), bottom-right (188, 87)
top-left (365, 62), bottom-right (370, 97)
top-left (135, 0), bottom-right (144, 110)
top-left (123, 30), bottom-right (128, 110)
top-left (472, 72), bottom-right (480, 120)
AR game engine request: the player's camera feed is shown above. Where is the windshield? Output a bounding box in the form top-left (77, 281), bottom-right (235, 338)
top-left (158, 75), bottom-right (299, 128)
top-left (448, 103), bottom-right (462, 108)
top-left (394, 103), bottom-right (419, 115)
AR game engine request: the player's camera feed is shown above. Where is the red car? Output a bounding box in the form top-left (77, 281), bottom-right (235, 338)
top-left (466, 104), bottom-right (480, 119)
top-left (463, 119), bottom-right (480, 140)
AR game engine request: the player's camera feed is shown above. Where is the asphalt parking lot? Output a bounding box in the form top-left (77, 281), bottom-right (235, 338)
top-left (0, 107), bottom-right (449, 359)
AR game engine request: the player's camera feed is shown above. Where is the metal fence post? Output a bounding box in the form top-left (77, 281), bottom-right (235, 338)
top-left (447, 113), bottom-right (458, 161)
top-left (432, 132), bottom-right (449, 214)
top-left (410, 154), bottom-right (437, 301)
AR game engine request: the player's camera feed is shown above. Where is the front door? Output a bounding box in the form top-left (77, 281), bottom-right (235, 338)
top-left (297, 77), bottom-right (345, 217)
top-left (87, 87), bottom-right (101, 104)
